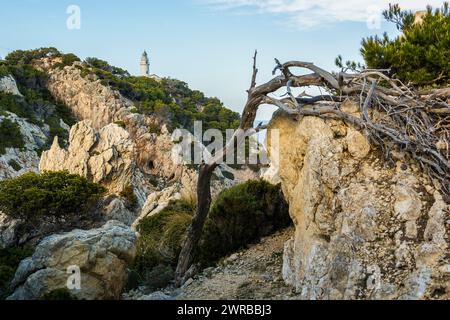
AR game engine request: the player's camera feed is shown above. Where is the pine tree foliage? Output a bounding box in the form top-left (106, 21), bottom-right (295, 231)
top-left (361, 2), bottom-right (450, 87)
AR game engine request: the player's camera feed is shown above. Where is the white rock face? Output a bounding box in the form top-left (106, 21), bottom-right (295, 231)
top-left (41, 63), bottom-right (133, 130)
top-left (8, 221), bottom-right (137, 300)
top-left (267, 111), bottom-right (449, 300)
top-left (37, 62), bottom-right (201, 198)
top-left (0, 113), bottom-right (47, 180)
top-left (0, 75), bottom-right (23, 96)
top-left (40, 120), bottom-right (143, 196)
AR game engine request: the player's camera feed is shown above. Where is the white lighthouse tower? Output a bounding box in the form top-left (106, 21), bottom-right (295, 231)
top-left (140, 51), bottom-right (150, 77)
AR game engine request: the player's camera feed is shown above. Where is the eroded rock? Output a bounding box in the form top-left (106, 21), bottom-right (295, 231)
top-left (8, 221), bottom-right (137, 300)
top-left (267, 110), bottom-right (449, 300)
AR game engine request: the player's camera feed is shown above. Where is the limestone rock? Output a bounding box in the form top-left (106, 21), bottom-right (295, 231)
top-left (345, 128), bottom-right (371, 159)
top-left (0, 75), bottom-right (22, 96)
top-left (103, 198), bottom-right (135, 226)
top-left (8, 221), bottom-right (137, 300)
top-left (267, 112), bottom-right (449, 300)
top-left (41, 64), bottom-right (133, 130)
top-left (40, 120), bottom-right (142, 197)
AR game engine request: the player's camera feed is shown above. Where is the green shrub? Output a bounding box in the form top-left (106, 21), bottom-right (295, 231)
top-left (197, 180), bottom-right (291, 265)
top-left (114, 120), bottom-right (126, 129)
top-left (0, 118), bottom-right (25, 155)
top-left (0, 171), bottom-right (107, 220)
top-left (0, 51), bottom-right (75, 151)
top-left (0, 63), bottom-right (9, 78)
top-left (360, 3), bottom-right (450, 87)
top-left (120, 184), bottom-right (138, 209)
top-left (40, 288), bottom-right (78, 300)
top-left (7, 159), bottom-right (22, 172)
top-left (0, 93), bottom-right (36, 121)
top-left (59, 53), bottom-right (81, 67)
top-left (5, 48), bottom-right (61, 65)
top-left (0, 246), bottom-right (34, 298)
top-left (130, 200), bottom-right (194, 289)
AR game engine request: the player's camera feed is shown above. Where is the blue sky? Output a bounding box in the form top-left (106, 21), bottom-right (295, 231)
top-left (0, 0), bottom-right (441, 119)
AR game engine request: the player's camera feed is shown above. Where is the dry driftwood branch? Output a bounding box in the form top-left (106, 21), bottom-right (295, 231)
top-left (175, 53), bottom-right (450, 285)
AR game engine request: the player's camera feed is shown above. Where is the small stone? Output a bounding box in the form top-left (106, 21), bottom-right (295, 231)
top-left (405, 221), bottom-right (418, 239)
top-left (183, 278), bottom-right (194, 288)
top-left (345, 129), bottom-right (371, 159)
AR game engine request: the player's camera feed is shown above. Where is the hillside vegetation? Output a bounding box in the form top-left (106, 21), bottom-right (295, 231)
top-left (0, 48), bottom-right (77, 152)
top-left (130, 180), bottom-right (290, 291)
top-left (79, 57), bottom-right (241, 133)
top-left (0, 171), bottom-right (106, 220)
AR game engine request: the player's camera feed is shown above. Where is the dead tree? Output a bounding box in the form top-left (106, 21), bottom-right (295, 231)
top-left (175, 52), bottom-right (450, 285)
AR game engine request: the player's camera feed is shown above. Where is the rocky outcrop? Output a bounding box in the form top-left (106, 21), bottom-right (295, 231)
top-left (40, 61), bottom-right (132, 130)
top-left (39, 120), bottom-right (147, 197)
top-left (8, 221), bottom-right (137, 300)
top-left (0, 75), bottom-right (49, 180)
top-left (267, 110), bottom-right (449, 300)
top-left (0, 75), bottom-right (23, 96)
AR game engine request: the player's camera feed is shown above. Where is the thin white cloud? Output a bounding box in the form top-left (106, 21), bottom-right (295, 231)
top-left (201, 0), bottom-right (445, 28)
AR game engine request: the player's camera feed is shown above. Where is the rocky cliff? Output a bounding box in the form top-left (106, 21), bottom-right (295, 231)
top-left (38, 60), bottom-right (252, 222)
top-left (266, 107), bottom-right (449, 300)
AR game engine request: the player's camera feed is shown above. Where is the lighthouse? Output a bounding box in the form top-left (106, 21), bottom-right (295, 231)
top-left (140, 51), bottom-right (150, 77)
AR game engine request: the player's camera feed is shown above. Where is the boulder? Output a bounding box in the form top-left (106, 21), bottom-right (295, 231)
top-left (8, 221), bottom-right (137, 300)
top-left (103, 198), bottom-right (135, 226)
top-left (40, 121), bottom-right (142, 197)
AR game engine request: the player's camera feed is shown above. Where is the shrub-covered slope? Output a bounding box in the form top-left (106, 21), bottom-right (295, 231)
top-left (130, 180), bottom-right (290, 290)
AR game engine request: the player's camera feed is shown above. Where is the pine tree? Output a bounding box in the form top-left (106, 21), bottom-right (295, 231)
top-left (360, 2), bottom-right (450, 88)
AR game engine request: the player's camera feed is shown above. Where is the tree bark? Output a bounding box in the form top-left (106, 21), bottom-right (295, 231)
top-left (175, 163), bottom-right (216, 286)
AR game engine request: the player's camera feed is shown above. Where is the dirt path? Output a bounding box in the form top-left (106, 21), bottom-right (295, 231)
top-left (176, 227), bottom-right (296, 300)
top-left (123, 227), bottom-right (297, 300)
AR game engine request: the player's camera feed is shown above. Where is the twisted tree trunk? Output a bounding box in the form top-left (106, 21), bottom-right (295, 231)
top-left (175, 163), bottom-right (216, 286)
